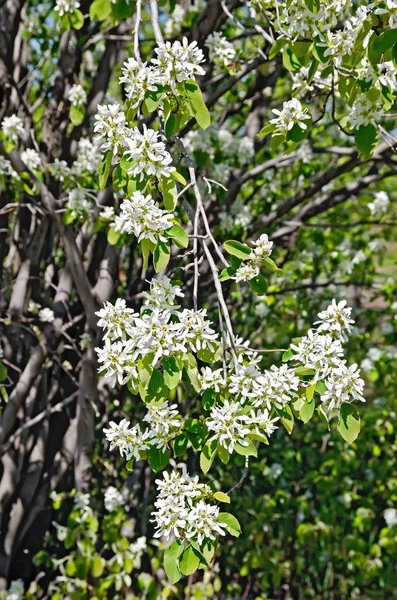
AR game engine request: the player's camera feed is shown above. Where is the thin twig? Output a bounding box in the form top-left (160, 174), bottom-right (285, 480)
top-left (134, 0), bottom-right (142, 63)
top-left (149, 0), bottom-right (164, 45)
top-left (228, 456), bottom-right (250, 494)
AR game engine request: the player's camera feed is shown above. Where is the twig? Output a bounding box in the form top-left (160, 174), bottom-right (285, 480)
top-left (149, 0), bottom-right (164, 45)
top-left (134, 0), bottom-right (142, 63)
top-left (228, 456), bottom-right (250, 494)
top-left (236, 345), bottom-right (287, 353)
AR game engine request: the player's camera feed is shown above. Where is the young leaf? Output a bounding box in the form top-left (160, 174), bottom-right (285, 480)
top-left (217, 443), bottom-right (230, 465)
top-left (153, 240), bottom-right (170, 273)
top-left (98, 151), bottom-right (112, 190)
top-left (179, 545), bottom-right (201, 576)
top-left (234, 439), bottom-right (257, 457)
top-left (219, 266), bottom-right (237, 281)
top-left (300, 398), bottom-right (315, 423)
top-left (213, 491), bottom-right (230, 504)
top-left (173, 433), bottom-right (188, 457)
top-left (166, 224), bottom-right (189, 248)
top-left (262, 257), bottom-right (283, 275)
top-left (218, 513), bottom-right (242, 537)
top-left (161, 356), bottom-right (181, 390)
top-left (276, 404), bottom-right (294, 434)
top-left (160, 176), bottom-right (178, 211)
top-left (200, 440), bottom-right (217, 474)
top-left (70, 105), bottom-right (85, 126)
top-left (224, 240), bottom-right (251, 260)
top-left (248, 274), bottom-right (268, 296)
top-left (184, 80), bottom-right (211, 129)
top-left (337, 403), bottom-right (360, 444)
top-left (147, 446), bottom-right (170, 472)
top-left (354, 123), bottom-right (378, 159)
top-left (107, 226), bottom-right (120, 246)
top-left (164, 540), bottom-right (183, 584)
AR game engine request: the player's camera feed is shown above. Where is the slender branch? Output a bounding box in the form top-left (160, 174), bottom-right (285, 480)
top-left (134, 0), bottom-right (142, 64)
top-left (228, 456), bottom-right (250, 494)
top-left (149, 0), bottom-right (164, 46)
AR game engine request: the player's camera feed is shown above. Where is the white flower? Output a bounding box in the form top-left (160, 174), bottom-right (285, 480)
top-left (104, 419), bottom-right (150, 460)
top-left (207, 400), bottom-right (250, 453)
top-left (54, 0), bottom-right (80, 16)
top-left (238, 136), bottom-right (255, 163)
top-left (291, 330), bottom-right (344, 380)
top-left (205, 32), bottom-right (236, 67)
top-left (6, 579), bottom-right (24, 600)
top-left (384, 508), bottom-right (397, 528)
top-left (348, 94), bottom-right (382, 129)
top-left (21, 148), bottom-right (41, 171)
top-left (99, 206), bottom-right (115, 220)
top-left (315, 299), bottom-right (354, 341)
top-left (200, 367), bottom-right (226, 393)
top-left (164, 4), bottom-right (185, 35)
top-left (179, 308), bottom-right (219, 353)
top-left (1, 115), bottom-right (24, 142)
top-left (94, 104), bottom-right (127, 156)
top-left (218, 129), bottom-right (237, 156)
top-left (119, 59), bottom-right (161, 108)
top-left (251, 233), bottom-right (273, 261)
top-left (144, 401), bottom-right (180, 448)
top-left (229, 363), bottom-right (261, 401)
top-left (72, 137), bottom-right (102, 174)
top-left (68, 83), bottom-right (87, 106)
top-left (152, 37), bottom-right (205, 93)
top-left (321, 363), bottom-right (365, 412)
top-left (234, 262), bottom-right (260, 283)
top-left (186, 500), bottom-right (226, 544)
top-left (96, 298), bottom-right (138, 341)
top-left (254, 364), bottom-right (300, 409)
top-left (104, 486), bottom-right (124, 512)
top-left (67, 188), bottom-right (92, 219)
top-left (241, 408), bottom-right (279, 436)
top-left (49, 158), bottom-right (71, 181)
top-left (0, 156), bottom-right (13, 176)
top-left (123, 125), bottom-right (175, 180)
top-left (114, 191), bottom-right (174, 244)
top-left (39, 308), bottom-right (55, 323)
top-left (127, 536), bottom-right (147, 568)
top-left (96, 338), bottom-right (137, 386)
top-left (270, 98), bottom-right (310, 135)
top-left (368, 191), bottom-right (390, 217)
top-left (360, 358), bottom-right (374, 373)
top-left (142, 276), bottom-right (184, 314)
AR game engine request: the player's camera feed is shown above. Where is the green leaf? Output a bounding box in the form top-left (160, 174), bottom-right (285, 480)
top-left (170, 170), bottom-right (187, 185)
top-left (70, 8), bottom-right (85, 29)
top-left (219, 266), bottom-right (237, 281)
top-left (213, 491), bottom-right (230, 504)
top-left (153, 240), bottom-right (170, 273)
top-left (218, 513), bottom-right (241, 537)
top-left (234, 439), bottom-right (257, 457)
top-left (184, 80), bottom-right (211, 129)
top-left (161, 356), bottom-right (181, 390)
top-left (202, 388), bottom-right (216, 411)
top-left (166, 224), bottom-right (189, 248)
top-left (164, 540), bottom-right (183, 584)
top-left (165, 113), bottom-right (177, 138)
top-left (0, 363), bottom-right (7, 382)
top-left (276, 404), bottom-right (294, 434)
top-left (354, 123), bottom-right (378, 159)
top-left (107, 226), bottom-right (120, 246)
top-left (224, 240), bottom-right (251, 260)
top-left (306, 384), bottom-right (315, 402)
top-left (90, 0), bottom-right (111, 20)
top-left (248, 274), bottom-right (268, 296)
top-left (200, 440), bottom-right (217, 474)
top-left (184, 353), bottom-right (201, 393)
top-left (295, 366), bottom-right (315, 376)
top-left (269, 37), bottom-right (288, 60)
top-left (282, 348), bottom-right (295, 362)
top-left (142, 89), bottom-right (164, 114)
top-left (262, 257), bottom-right (282, 275)
top-left (147, 369), bottom-right (168, 402)
top-left (300, 398), bottom-right (315, 423)
top-left (337, 403), bottom-right (360, 444)
top-left (173, 433), bottom-right (188, 456)
top-left (372, 28), bottom-right (397, 54)
top-left (147, 446), bottom-right (170, 472)
top-left (185, 418), bottom-right (207, 449)
top-left (392, 41), bottom-right (397, 69)
top-left (179, 545), bottom-right (201, 576)
top-left (197, 342), bottom-right (222, 364)
top-left (91, 556), bottom-right (105, 578)
top-left (217, 443), bottom-right (230, 464)
top-left (283, 47), bottom-right (301, 71)
top-left (258, 123), bottom-right (276, 138)
top-left (160, 176), bottom-right (178, 210)
top-left (70, 104), bottom-right (85, 126)
top-left (286, 122), bottom-right (309, 143)
top-left (98, 151), bottom-right (112, 189)
top-left (315, 380), bottom-right (328, 395)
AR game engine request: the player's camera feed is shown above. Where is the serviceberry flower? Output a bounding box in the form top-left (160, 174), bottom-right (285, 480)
top-left (254, 364), bottom-right (300, 409)
top-left (179, 308), bottom-right (219, 353)
top-left (270, 98), bottom-right (310, 134)
top-left (66, 188), bottom-right (92, 219)
top-left (94, 104), bottom-right (127, 156)
top-left (205, 32), bottom-right (236, 67)
top-left (234, 262), bottom-right (260, 283)
top-left (119, 59), bottom-right (160, 108)
top-left (291, 330), bottom-right (344, 380)
top-left (152, 37), bottom-right (205, 93)
top-left (104, 486), bottom-right (124, 512)
top-left (21, 148), bottom-right (41, 171)
top-left (113, 191), bottom-right (174, 244)
top-left (68, 84), bottom-right (87, 106)
top-left (103, 419), bottom-right (150, 460)
top-left (96, 298), bottom-right (138, 341)
top-left (123, 125), bottom-right (175, 180)
top-left (200, 367), bottom-right (226, 393)
top-left (1, 115), bottom-right (24, 141)
top-left (142, 276), bottom-right (184, 314)
top-left (207, 400), bottom-right (250, 453)
top-left (39, 308), bottom-right (55, 323)
top-left (186, 500), bottom-right (226, 544)
top-left (348, 94), bottom-right (382, 129)
top-left (322, 363), bottom-right (365, 412)
top-left (368, 191), bottom-right (390, 217)
top-left (54, 0), bottom-right (80, 17)
top-left (315, 299), bottom-right (354, 341)
top-left (242, 408), bottom-right (279, 437)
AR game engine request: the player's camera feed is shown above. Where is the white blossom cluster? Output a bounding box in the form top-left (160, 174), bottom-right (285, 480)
top-left (0, 156), bottom-right (16, 178)
top-left (368, 191), bottom-right (390, 217)
top-left (96, 277), bottom-right (219, 385)
top-left (205, 32), bottom-right (236, 67)
top-left (104, 485), bottom-right (124, 512)
top-left (72, 137), bottom-right (102, 175)
top-left (1, 115), bottom-right (24, 142)
top-left (290, 300), bottom-right (365, 414)
top-left (233, 234), bottom-right (274, 283)
top-left (113, 191), bottom-right (174, 244)
top-left (5, 579), bottom-right (24, 600)
top-left (66, 188), bottom-right (92, 219)
top-left (74, 492), bottom-right (93, 523)
top-left (54, 0), bottom-right (80, 17)
top-left (270, 98), bottom-right (310, 135)
top-left (152, 470), bottom-right (226, 544)
top-left (21, 148), bottom-right (41, 171)
top-left (67, 83), bottom-right (86, 106)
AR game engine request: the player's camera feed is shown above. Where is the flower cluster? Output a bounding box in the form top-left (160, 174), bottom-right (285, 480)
top-left (205, 32), bottom-right (236, 67)
top-left (152, 470), bottom-right (226, 544)
top-left (54, 0), bottom-right (80, 17)
top-left (123, 125), bottom-right (175, 180)
top-left (5, 579), bottom-right (24, 600)
top-left (66, 188), bottom-right (92, 220)
top-left (104, 486), bottom-right (124, 512)
top-left (270, 98), bottom-right (310, 135)
top-left (1, 115), bottom-right (24, 142)
top-left (368, 191), bottom-right (390, 217)
top-left (68, 83), bottom-right (86, 106)
top-left (113, 191), bottom-right (174, 243)
top-left (152, 37), bottom-right (205, 92)
top-left (233, 234), bottom-right (274, 283)
top-left (21, 148), bottom-right (41, 171)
